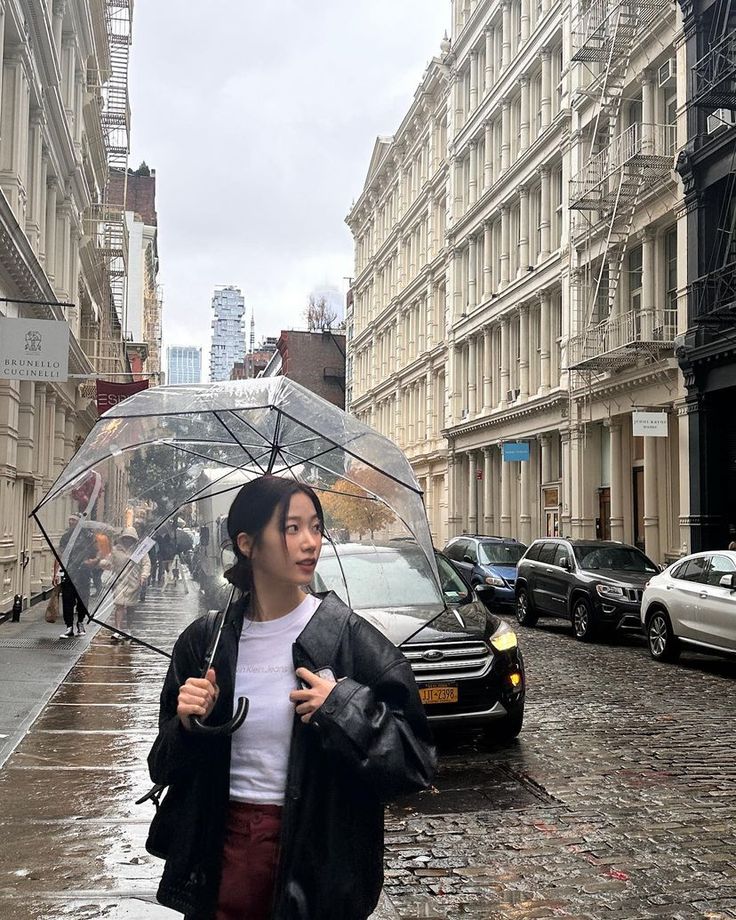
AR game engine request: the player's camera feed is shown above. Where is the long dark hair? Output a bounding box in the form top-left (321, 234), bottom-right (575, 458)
top-left (224, 475), bottom-right (325, 593)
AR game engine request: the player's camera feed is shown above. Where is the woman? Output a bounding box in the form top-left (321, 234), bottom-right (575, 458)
top-left (105, 526), bottom-right (151, 641)
top-left (147, 475), bottom-right (436, 920)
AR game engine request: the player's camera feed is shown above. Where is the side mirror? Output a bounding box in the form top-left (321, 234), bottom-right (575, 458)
top-left (559, 555), bottom-right (571, 571)
top-left (719, 572), bottom-right (736, 590)
top-left (463, 554), bottom-right (474, 564)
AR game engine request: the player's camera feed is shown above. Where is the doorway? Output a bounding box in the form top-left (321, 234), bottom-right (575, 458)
top-left (597, 487), bottom-right (611, 541)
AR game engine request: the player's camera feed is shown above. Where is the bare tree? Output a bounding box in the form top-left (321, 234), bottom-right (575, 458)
top-left (304, 295), bottom-right (338, 331)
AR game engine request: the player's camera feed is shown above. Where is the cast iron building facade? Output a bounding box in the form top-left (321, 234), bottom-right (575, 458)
top-left (676, 0), bottom-right (736, 549)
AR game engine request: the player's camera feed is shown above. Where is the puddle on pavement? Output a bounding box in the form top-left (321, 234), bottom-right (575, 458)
top-left (391, 762), bottom-right (556, 817)
top-left (53, 682), bottom-right (162, 706)
top-left (14, 731), bottom-right (155, 768)
top-left (33, 703), bottom-right (157, 733)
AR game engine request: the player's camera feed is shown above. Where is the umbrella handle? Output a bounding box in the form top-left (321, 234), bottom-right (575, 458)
top-left (189, 696), bottom-right (249, 735)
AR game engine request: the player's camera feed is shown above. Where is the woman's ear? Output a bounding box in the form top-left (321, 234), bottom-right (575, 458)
top-left (236, 533), bottom-right (252, 559)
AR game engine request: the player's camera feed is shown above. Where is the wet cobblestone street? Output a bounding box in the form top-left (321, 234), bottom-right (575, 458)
top-left (1, 588), bottom-right (735, 919)
top-left (385, 620), bottom-right (736, 919)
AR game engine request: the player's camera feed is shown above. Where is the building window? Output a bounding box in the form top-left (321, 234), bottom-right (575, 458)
top-left (628, 245), bottom-right (643, 313)
top-left (551, 167), bottom-right (563, 249)
top-left (664, 228), bottom-right (677, 322)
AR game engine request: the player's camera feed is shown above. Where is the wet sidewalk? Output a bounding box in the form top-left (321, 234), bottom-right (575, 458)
top-left (0, 579), bottom-right (400, 919)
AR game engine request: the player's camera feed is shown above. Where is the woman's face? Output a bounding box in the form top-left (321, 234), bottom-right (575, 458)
top-left (237, 492), bottom-right (323, 587)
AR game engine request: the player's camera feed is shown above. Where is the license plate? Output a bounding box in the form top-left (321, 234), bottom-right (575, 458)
top-left (419, 686), bottom-right (458, 705)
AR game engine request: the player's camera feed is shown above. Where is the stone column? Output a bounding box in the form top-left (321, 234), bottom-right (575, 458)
top-left (500, 205), bottom-right (510, 287)
top-left (560, 428), bottom-right (571, 535)
top-left (519, 76), bottom-right (530, 152)
top-left (482, 218), bottom-right (493, 300)
top-left (609, 418), bottom-right (624, 543)
top-left (469, 50), bottom-right (478, 111)
top-left (520, 455), bottom-right (531, 544)
top-left (45, 177), bottom-right (58, 284)
top-left (447, 452), bottom-right (460, 537)
top-left (468, 335), bottom-right (477, 416)
top-left (483, 447), bottom-right (494, 531)
top-left (426, 194), bottom-right (435, 260)
top-left (482, 326), bottom-right (493, 412)
top-left (484, 27), bottom-right (494, 93)
top-left (469, 140), bottom-right (478, 206)
top-left (26, 109), bottom-right (44, 252)
top-left (500, 316), bottom-right (510, 407)
top-left (518, 185), bottom-right (530, 275)
top-left (450, 247), bottom-right (463, 322)
top-left (641, 226), bottom-right (656, 339)
top-left (539, 433), bottom-right (552, 483)
top-left (539, 290), bottom-right (551, 393)
top-left (540, 166), bottom-right (551, 260)
top-left (521, 0), bottom-right (530, 43)
top-left (468, 451), bottom-right (478, 533)
top-left (449, 340), bottom-right (462, 422)
top-left (519, 305), bottom-right (530, 400)
top-left (500, 452), bottom-right (512, 536)
top-left (426, 368), bottom-right (434, 440)
top-left (501, 98), bottom-right (511, 172)
top-left (52, 2), bottom-right (65, 56)
top-left (643, 435), bottom-right (661, 563)
top-left (468, 235), bottom-right (477, 310)
top-left (483, 120), bottom-right (493, 189)
top-left (501, 1), bottom-right (511, 71)
top-left (641, 69), bottom-right (655, 155)
top-left (541, 49), bottom-right (552, 129)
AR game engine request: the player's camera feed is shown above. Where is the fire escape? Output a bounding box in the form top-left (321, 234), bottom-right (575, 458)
top-left (688, 0), bottom-right (736, 324)
top-left (567, 0), bottom-right (676, 374)
top-left (99, 0), bottom-right (132, 361)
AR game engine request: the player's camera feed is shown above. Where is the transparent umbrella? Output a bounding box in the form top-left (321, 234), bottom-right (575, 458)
top-left (32, 378), bottom-right (444, 733)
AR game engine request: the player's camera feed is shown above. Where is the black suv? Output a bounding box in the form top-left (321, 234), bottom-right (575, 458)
top-left (443, 535), bottom-right (527, 610)
top-left (514, 538), bottom-right (659, 641)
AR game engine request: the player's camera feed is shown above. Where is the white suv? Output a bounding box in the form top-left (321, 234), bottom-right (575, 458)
top-left (641, 551), bottom-right (736, 661)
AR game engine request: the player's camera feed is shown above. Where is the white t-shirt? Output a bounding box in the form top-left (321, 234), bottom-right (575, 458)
top-left (229, 593), bottom-right (322, 805)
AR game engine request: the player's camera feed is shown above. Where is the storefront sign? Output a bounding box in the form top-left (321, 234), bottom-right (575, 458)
top-left (632, 411), bottom-right (668, 438)
top-left (95, 378), bottom-right (149, 414)
top-left (0, 317), bottom-right (69, 382)
top-left (502, 441), bottom-right (530, 462)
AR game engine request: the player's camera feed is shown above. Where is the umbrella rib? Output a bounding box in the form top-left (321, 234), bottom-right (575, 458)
top-left (213, 411), bottom-right (268, 475)
top-left (266, 411), bottom-right (282, 474)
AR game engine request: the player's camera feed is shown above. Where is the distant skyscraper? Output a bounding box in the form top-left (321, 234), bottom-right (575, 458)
top-left (167, 346), bottom-right (202, 384)
top-left (210, 285), bottom-right (246, 381)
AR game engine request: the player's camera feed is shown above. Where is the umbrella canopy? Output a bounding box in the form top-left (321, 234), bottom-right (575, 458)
top-left (33, 378), bottom-right (444, 652)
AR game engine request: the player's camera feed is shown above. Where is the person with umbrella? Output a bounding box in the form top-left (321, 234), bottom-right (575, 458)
top-left (147, 474), bottom-right (436, 920)
top-left (53, 514), bottom-right (98, 638)
top-left (101, 526), bottom-right (151, 642)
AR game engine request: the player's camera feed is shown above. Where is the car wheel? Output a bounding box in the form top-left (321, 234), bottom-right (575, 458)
top-left (483, 708), bottom-right (524, 745)
top-left (516, 588), bottom-right (537, 627)
top-left (571, 596), bottom-right (596, 641)
top-left (647, 608), bottom-right (681, 662)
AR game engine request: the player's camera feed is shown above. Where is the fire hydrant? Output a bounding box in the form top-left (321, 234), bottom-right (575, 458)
top-left (11, 594), bottom-right (22, 622)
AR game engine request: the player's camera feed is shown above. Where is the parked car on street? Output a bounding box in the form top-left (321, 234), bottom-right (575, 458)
top-left (515, 538), bottom-right (659, 641)
top-left (443, 535), bottom-right (527, 611)
top-left (313, 542), bottom-right (526, 742)
top-left (640, 550), bottom-right (736, 662)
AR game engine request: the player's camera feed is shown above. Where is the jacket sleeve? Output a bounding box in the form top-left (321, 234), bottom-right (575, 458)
top-left (147, 622), bottom-right (214, 786)
top-left (312, 618), bottom-right (436, 802)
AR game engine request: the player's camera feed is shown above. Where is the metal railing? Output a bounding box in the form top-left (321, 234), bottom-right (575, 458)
top-left (570, 123), bottom-right (677, 207)
top-left (568, 306), bottom-right (677, 368)
top-left (692, 32), bottom-right (736, 109)
top-left (690, 261), bottom-right (736, 321)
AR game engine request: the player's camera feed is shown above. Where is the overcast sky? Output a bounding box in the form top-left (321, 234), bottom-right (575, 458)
top-left (128, 1), bottom-right (449, 371)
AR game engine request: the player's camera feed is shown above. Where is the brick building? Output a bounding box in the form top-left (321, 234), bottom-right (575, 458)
top-left (261, 330), bottom-right (346, 408)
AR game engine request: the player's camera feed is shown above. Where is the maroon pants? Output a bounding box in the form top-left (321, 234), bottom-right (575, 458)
top-left (216, 802), bottom-right (283, 920)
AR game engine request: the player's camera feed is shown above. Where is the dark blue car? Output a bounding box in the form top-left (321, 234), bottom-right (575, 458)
top-left (443, 535), bottom-right (527, 610)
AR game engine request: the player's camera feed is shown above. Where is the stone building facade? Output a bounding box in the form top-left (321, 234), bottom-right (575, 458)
top-left (0, 0), bottom-right (131, 612)
top-left (348, 0), bottom-right (690, 562)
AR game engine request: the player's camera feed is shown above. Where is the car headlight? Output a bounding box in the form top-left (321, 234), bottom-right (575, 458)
top-left (595, 583), bottom-right (625, 598)
top-left (490, 624), bottom-right (518, 651)
top-left (484, 575), bottom-right (506, 587)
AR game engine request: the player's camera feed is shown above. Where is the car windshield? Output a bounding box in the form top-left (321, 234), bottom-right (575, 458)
top-left (314, 548), bottom-right (445, 610)
top-left (573, 544), bottom-right (658, 573)
top-left (479, 542), bottom-right (526, 565)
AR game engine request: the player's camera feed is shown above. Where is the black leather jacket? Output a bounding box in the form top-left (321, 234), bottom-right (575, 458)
top-left (147, 591), bottom-right (436, 920)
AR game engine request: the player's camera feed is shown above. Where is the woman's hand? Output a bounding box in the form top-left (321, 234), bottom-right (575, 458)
top-left (289, 668), bottom-right (337, 723)
top-left (177, 668), bottom-right (219, 729)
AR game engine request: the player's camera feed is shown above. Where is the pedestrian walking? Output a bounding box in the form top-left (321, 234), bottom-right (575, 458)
top-left (102, 527), bottom-right (151, 642)
top-left (53, 514), bottom-right (97, 638)
top-left (146, 475), bottom-right (436, 920)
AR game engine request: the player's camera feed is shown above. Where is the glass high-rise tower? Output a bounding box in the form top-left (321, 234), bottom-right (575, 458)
top-left (209, 285), bottom-right (246, 381)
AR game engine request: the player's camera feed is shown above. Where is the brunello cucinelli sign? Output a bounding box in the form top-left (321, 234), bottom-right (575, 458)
top-left (0, 316), bottom-right (69, 382)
